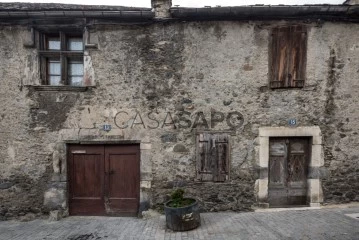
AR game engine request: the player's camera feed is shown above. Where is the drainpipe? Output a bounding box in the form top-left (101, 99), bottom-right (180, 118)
top-left (152, 0), bottom-right (172, 18)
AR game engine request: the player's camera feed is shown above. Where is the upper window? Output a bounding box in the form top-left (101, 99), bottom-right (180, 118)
top-left (39, 32), bottom-right (84, 86)
top-left (269, 26), bottom-right (307, 89)
top-left (196, 132), bottom-right (229, 182)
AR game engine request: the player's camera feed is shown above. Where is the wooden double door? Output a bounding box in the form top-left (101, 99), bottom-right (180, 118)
top-left (268, 137), bottom-right (310, 207)
top-left (68, 144), bottom-right (140, 216)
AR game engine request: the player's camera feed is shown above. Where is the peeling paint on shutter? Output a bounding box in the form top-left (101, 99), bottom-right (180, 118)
top-left (270, 27), bottom-right (290, 88)
top-left (270, 26), bottom-right (307, 89)
top-left (289, 26), bottom-right (307, 88)
top-left (197, 133), bottom-right (229, 182)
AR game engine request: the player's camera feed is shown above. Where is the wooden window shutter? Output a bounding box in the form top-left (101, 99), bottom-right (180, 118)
top-left (214, 134), bottom-right (229, 182)
top-left (270, 27), bottom-right (290, 88)
top-left (270, 26), bottom-right (307, 88)
top-left (288, 26), bottom-right (307, 88)
top-left (197, 133), bottom-right (229, 182)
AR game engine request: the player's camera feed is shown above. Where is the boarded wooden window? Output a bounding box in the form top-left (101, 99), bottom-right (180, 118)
top-left (39, 32), bottom-right (83, 86)
top-left (196, 132), bottom-right (229, 182)
top-left (270, 26), bottom-right (307, 89)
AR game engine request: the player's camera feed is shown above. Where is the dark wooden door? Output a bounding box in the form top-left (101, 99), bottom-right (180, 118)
top-left (105, 145), bottom-right (140, 216)
top-left (68, 144), bottom-right (140, 216)
top-left (268, 137), bottom-right (310, 207)
top-left (68, 145), bottom-right (105, 215)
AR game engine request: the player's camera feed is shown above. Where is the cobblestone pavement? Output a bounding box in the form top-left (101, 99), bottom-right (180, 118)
top-left (0, 207), bottom-right (358, 240)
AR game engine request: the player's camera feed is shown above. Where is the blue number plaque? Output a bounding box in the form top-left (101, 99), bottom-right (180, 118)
top-left (103, 124), bottom-right (112, 131)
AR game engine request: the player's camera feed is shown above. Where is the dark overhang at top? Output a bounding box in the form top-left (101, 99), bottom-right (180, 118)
top-left (170, 5), bottom-right (359, 22)
top-left (0, 3), bottom-right (154, 22)
top-left (0, 3), bottom-right (358, 24)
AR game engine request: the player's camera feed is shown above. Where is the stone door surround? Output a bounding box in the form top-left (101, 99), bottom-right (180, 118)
top-left (256, 126), bottom-right (324, 208)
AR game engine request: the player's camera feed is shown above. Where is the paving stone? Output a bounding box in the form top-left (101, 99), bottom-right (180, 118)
top-left (0, 207), bottom-right (358, 240)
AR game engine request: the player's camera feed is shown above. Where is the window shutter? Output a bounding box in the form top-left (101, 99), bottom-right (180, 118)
top-left (270, 26), bottom-right (307, 88)
top-left (288, 26), bottom-right (307, 88)
top-left (197, 133), bottom-right (213, 181)
top-left (197, 133), bottom-right (229, 182)
top-left (214, 134), bottom-right (229, 182)
top-left (270, 27), bottom-right (290, 88)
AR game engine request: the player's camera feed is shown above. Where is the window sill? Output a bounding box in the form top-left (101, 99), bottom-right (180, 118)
top-left (28, 85), bottom-right (94, 92)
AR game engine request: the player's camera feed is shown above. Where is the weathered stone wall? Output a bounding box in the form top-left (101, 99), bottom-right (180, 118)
top-left (0, 20), bottom-right (358, 220)
top-left (0, 26), bottom-right (51, 220)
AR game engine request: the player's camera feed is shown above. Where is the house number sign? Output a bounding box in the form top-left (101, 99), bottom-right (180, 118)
top-left (103, 124), bottom-right (112, 131)
top-left (288, 119), bottom-right (297, 126)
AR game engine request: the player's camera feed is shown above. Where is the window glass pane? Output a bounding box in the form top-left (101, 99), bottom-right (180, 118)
top-left (49, 76), bottom-right (61, 85)
top-left (69, 77), bottom-right (83, 86)
top-left (68, 60), bottom-right (83, 86)
top-left (49, 60), bottom-right (61, 75)
top-left (68, 38), bottom-right (83, 51)
top-left (48, 37), bottom-right (60, 50)
top-left (68, 61), bottom-right (84, 76)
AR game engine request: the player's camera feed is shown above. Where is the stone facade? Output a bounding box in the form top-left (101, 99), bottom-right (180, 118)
top-left (0, 2), bottom-right (358, 220)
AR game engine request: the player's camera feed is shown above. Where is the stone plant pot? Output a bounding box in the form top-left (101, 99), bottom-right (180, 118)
top-left (164, 198), bottom-right (201, 231)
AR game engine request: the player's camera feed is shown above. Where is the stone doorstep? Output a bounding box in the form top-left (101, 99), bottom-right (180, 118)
top-left (344, 213), bottom-right (359, 220)
top-left (254, 202), bottom-right (359, 213)
top-left (254, 206), bottom-right (321, 213)
top-left (320, 202), bottom-right (359, 209)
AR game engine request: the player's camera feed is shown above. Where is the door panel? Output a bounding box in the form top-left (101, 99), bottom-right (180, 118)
top-left (268, 138), bottom-right (310, 207)
top-left (68, 144), bottom-right (140, 216)
top-left (268, 139), bottom-right (288, 206)
top-left (68, 145), bottom-right (105, 215)
top-left (105, 145), bottom-right (140, 216)
top-left (72, 154), bottom-right (103, 198)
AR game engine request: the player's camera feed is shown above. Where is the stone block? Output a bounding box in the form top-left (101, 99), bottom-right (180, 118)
top-left (138, 201), bottom-right (150, 217)
top-left (310, 202), bottom-right (321, 207)
top-left (48, 210), bottom-right (62, 221)
top-left (307, 179), bottom-right (323, 203)
top-left (259, 167), bottom-right (268, 179)
top-left (173, 144), bottom-right (188, 152)
top-left (44, 188), bottom-right (67, 210)
top-left (161, 133), bottom-right (177, 142)
top-left (140, 180), bottom-right (152, 189)
top-left (140, 152), bottom-right (152, 172)
top-left (19, 213), bottom-right (36, 222)
top-left (104, 128), bottom-right (123, 136)
top-left (258, 137), bottom-right (269, 168)
top-left (52, 150), bottom-right (61, 174)
top-left (259, 126), bottom-right (321, 138)
top-left (255, 179), bottom-right (268, 203)
top-left (79, 128), bottom-right (101, 140)
top-left (141, 172), bottom-right (153, 181)
top-left (0, 182), bottom-right (14, 189)
top-left (141, 209), bottom-right (161, 219)
top-left (58, 129), bottom-right (79, 141)
top-left (308, 167), bottom-right (328, 179)
top-left (312, 135), bottom-right (322, 145)
top-left (140, 143), bottom-right (152, 150)
top-left (311, 144), bottom-right (324, 167)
